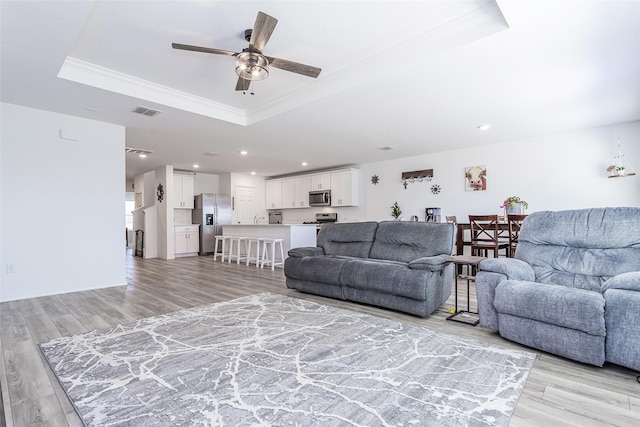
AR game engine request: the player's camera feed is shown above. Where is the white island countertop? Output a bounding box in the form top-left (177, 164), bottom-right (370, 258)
top-left (222, 224), bottom-right (317, 259)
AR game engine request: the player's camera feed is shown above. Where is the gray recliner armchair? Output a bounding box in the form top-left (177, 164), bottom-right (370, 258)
top-left (476, 207), bottom-right (640, 371)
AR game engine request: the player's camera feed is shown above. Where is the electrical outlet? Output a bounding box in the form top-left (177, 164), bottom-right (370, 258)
top-left (6, 264), bottom-right (16, 273)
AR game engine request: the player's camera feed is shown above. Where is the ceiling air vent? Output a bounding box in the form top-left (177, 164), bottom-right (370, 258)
top-left (125, 147), bottom-right (153, 155)
top-left (131, 105), bottom-right (161, 117)
top-left (202, 152), bottom-right (219, 157)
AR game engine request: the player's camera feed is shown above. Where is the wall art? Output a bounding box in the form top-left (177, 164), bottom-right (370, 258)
top-left (465, 165), bottom-right (487, 191)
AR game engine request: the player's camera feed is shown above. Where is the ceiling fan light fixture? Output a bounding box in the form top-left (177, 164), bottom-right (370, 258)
top-left (235, 51), bottom-right (269, 81)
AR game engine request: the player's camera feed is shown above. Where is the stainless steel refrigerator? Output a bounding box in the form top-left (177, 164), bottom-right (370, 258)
top-left (192, 194), bottom-right (232, 255)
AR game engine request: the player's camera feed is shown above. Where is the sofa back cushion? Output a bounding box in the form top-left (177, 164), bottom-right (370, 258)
top-left (369, 221), bottom-right (455, 263)
top-left (317, 222), bottom-right (378, 258)
top-left (517, 207), bottom-right (640, 291)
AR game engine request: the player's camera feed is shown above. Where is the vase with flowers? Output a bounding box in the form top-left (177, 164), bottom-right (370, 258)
top-left (501, 196), bottom-right (528, 215)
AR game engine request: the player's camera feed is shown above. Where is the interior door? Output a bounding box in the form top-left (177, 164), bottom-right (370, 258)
top-left (235, 185), bottom-right (257, 224)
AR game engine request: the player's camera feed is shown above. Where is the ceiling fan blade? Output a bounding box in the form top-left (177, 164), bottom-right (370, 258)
top-left (265, 56), bottom-right (321, 78)
top-left (249, 11), bottom-right (278, 52)
top-left (235, 77), bottom-right (251, 92)
top-left (172, 43), bottom-right (238, 57)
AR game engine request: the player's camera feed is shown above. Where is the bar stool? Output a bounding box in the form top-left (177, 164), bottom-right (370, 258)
top-left (213, 235), bottom-right (232, 262)
top-left (228, 236), bottom-right (249, 264)
top-left (245, 237), bottom-right (263, 267)
top-left (260, 238), bottom-right (285, 270)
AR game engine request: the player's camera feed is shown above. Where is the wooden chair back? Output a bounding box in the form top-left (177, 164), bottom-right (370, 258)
top-left (507, 214), bottom-right (527, 257)
top-left (445, 215), bottom-right (457, 225)
top-left (468, 214), bottom-right (510, 257)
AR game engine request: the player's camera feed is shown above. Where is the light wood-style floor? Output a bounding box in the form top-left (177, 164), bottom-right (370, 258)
top-left (1, 252), bottom-right (639, 426)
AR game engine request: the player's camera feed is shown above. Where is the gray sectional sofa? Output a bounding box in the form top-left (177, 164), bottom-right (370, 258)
top-left (284, 221), bottom-right (456, 317)
top-left (476, 207), bottom-right (640, 371)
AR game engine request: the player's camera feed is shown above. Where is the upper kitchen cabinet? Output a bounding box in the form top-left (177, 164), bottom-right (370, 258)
top-left (330, 168), bottom-right (359, 206)
top-left (279, 176), bottom-right (310, 209)
top-left (265, 179), bottom-right (282, 209)
top-left (310, 173), bottom-right (331, 191)
top-left (294, 175), bottom-right (311, 208)
top-left (173, 174), bottom-right (195, 209)
top-left (281, 178), bottom-right (296, 209)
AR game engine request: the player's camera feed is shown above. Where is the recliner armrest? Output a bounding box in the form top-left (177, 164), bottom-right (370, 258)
top-left (408, 254), bottom-right (451, 271)
top-left (287, 247), bottom-right (325, 258)
top-left (478, 258), bottom-right (535, 282)
top-left (602, 271), bottom-right (640, 293)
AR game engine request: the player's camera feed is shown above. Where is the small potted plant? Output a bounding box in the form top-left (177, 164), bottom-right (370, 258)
top-left (391, 201), bottom-right (402, 220)
top-left (501, 196), bottom-right (528, 215)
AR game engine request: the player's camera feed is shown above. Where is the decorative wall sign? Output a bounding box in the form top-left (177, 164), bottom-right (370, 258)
top-left (371, 175), bottom-right (379, 185)
top-left (465, 165), bottom-right (487, 191)
top-left (401, 168), bottom-right (433, 188)
top-left (157, 183), bottom-right (164, 202)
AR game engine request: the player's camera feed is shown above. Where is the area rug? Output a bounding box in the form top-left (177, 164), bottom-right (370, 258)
top-left (40, 293), bottom-right (535, 426)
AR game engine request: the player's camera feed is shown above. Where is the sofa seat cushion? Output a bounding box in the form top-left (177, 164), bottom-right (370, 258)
top-left (339, 259), bottom-right (431, 300)
top-left (284, 255), bottom-right (355, 284)
top-left (494, 280), bottom-right (606, 336)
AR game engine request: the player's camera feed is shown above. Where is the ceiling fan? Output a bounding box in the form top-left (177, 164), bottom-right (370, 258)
top-left (172, 11), bottom-right (321, 92)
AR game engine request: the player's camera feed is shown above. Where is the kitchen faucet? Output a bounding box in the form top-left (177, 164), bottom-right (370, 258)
top-left (254, 215), bottom-right (265, 224)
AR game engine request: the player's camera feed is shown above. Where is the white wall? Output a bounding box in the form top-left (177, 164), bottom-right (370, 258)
top-left (275, 121), bottom-right (639, 225)
top-left (155, 165), bottom-right (173, 259)
top-left (358, 121), bottom-right (640, 222)
top-left (194, 172), bottom-right (219, 195)
top-left (1, 103), bottom-right (126, 301)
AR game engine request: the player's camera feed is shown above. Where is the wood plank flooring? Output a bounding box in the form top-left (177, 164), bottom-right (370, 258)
top-left (1, 252), bottom-right (638, 426)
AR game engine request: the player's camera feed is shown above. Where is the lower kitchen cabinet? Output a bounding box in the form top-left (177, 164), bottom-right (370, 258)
top-left (175, 225), bottom-right (199, 256)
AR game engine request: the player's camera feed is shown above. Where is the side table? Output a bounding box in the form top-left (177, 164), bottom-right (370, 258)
top-left (445, 255), bottom-right (486, 326)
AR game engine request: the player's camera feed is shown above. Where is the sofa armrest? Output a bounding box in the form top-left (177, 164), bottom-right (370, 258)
top-left (408, 254), bottom-right (451, 271)
top-left (478, 258), bottom-right (535, 282)
top-left (602, 271), bottom-right (640, 293)
top-left (287, 247), bottom-right (324, 258)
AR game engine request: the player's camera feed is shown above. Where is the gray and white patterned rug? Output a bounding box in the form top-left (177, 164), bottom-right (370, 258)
top-left (40, 293), bottom-right (535, 426)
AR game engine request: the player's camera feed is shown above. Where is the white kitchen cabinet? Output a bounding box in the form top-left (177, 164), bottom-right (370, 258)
top-left (310, 173), bottom-right (331, 191)
top-left (265, 179), bottom-right (282, 209)
top-left (175, 225), bottom-right (199, 256)
top-left (278, 176), bottom-right (310, 209)
top-left (173, 174), bottom-right (195, 209)
top-left (294, 175), bottom-right (310, 208)
top-left (330, 168), bottom-right (359, 206)
top-left (281, 178), bottom-right (296, 208)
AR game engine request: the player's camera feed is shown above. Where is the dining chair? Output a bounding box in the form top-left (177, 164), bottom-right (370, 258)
top-left (445, 215), bottom-right (457, 225)
top-left (468, 215), bottom-right (510, 258)
top-left (507, 214), bottom-right (527, 258)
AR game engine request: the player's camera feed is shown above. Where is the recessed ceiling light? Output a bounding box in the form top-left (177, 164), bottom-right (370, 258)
top-left (477, 124), bottom-right (492, 131)
top-left (378, 146), bottom-right (396, 151)
top-left (301, 162), bottom-right (308, 166)
top-left (240, 150), bottom-right (248, 155)
top-left (193, 164), bottom-right (199, 168)
top-left (250, 171), bottom-right (256, 175)
top-left (139, 154), bottom-right (147, 158)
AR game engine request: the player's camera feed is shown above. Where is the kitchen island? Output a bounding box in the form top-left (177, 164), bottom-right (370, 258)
top-left (221, 224), bottom-right (317, 259)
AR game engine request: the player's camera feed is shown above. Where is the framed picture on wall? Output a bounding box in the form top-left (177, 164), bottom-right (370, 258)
top-left (465, 165), bottom-right (487, 191)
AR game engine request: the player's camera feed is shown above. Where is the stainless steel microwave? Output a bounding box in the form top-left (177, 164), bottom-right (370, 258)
top-left (309, 190), bottom-right (331, 207)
